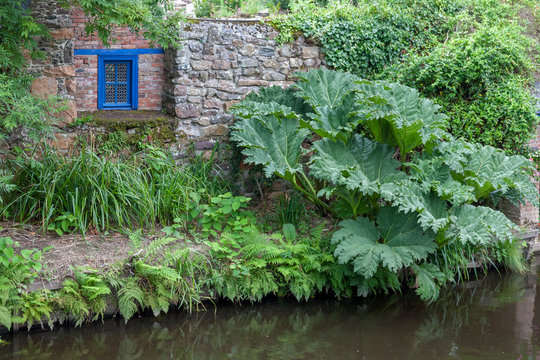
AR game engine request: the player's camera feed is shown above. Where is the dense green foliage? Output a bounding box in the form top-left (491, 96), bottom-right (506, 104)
top-left (2, 146), bottom-right (229, 234)
top-left (231, 69), bottom-right (535, 301)
top-left (0, 235), bottom-right (207, 333)
top-left (272, 0), bottom-right (539, 154)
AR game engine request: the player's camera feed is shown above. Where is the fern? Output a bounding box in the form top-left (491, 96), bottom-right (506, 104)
top-left (115, 277), bottom-right (144, 323)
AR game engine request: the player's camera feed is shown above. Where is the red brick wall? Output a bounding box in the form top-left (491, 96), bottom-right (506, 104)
top-left (71, 8), bottom-right (165, 111)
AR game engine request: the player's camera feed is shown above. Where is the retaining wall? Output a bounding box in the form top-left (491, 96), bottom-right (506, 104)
top-left (162, 19), bottom-right (325, 150)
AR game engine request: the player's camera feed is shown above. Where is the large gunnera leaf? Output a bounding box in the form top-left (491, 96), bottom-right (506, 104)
top-left (357, 81), bottom-right (448, 158)
top-left (457, 144), bottom-right (538, 206)
top-left (294, 68), bottom-right (360, 108)
top-left (304, 92), bottom-right (364, 143)
top-left (332, 207), bottom-right (437, 278)
top-left (447, 204), bottom-right (518, 245)
top-left (230, 112), bottom-right (309, 179)
top-left (381, 181), bottom-right (451, 232)
top-left (243, 85), bottom-right (313, 117)
top-left (310, 134), bottom-right (403, 196)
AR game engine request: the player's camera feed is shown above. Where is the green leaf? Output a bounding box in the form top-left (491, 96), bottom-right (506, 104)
top-left (282, 224), bottom-right (297, 243)
top-left (304, 92), bottom-right (363, 143)
top-left (243, 85), bottom-right (313, 116)
top-left (294, 68), bottom-right (360, 108)
top-left (332, 207), bottom-right (436, 278)
top-left (311, 135), bottom-right (403, 195)
top-left (358, 81), bottom-right (448, 159)
top-left (230, 112), bottom-right (309, 179)
top-left (384, 183), bottom-right (451, 232)
top-left (0, 305), bottom-right (12, 329)
top-left (411, 263), bottom-right (446, 302)
top-left (448, 204), bottom-right (517, 245)
top-left (458, 144), bottom-right (538, 206)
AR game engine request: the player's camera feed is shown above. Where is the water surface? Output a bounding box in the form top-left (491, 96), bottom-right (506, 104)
top-left (1, 260), bottom-right (539, 360)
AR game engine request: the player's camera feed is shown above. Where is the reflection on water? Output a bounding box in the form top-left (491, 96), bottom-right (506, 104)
top-left (1, 260), bottom-right (539, 360)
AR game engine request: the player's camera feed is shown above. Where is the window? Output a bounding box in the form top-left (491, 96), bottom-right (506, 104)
top-left (98, 55), bottom-right (138, 110)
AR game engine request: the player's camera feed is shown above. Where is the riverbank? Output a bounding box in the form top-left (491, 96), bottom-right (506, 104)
top-left (2, 258), bottom-right (540, 360)
top-left (1, 220), bottom-right (539, 336)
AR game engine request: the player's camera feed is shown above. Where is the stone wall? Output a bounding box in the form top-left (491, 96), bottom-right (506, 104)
top-left (163, 19), bottom-right (324, 149)
top-left (505, 81), bottom-right (540, 227)
top-left (28, 0), bottom-right (77, 124)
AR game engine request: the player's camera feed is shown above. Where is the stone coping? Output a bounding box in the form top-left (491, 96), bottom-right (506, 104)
top-left (186, 17), bottom-right (269, 24)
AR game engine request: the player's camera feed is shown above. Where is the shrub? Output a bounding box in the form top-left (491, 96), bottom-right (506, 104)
top-left (230, 69), bottom-right (537, 301)
top-left (272, 0), bottom-right (539, 154)
top-left (206, 223), bottom-right (352, 301)
top-left (393, 24), bottom-right (538, 154)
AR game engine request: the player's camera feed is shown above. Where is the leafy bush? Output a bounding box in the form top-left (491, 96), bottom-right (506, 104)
top-left (230, 69), bottom-right (537, 301)
top-left (272, 0), bottom-right (464, 78)
top-left (272, 0), bottom-right (539, 154)
top-left (393, 24), bottom-right (538, 154)
top-left (2, 146), bottom-right (230, 234)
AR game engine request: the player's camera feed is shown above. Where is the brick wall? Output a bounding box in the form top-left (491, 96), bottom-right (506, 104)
top-left (71, 8), bottom-right (165, 111)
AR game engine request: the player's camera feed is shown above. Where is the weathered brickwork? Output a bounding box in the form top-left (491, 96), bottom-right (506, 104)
top-left (28, 0), bottom-right (77, 124)
top-left (71, 8), bottom-right (165, 111)
top-left (163, 20), bottom-right (325, 145)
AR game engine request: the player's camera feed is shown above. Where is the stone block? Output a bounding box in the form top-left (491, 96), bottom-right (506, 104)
top-left (57, 100), bottom-right (77, 125)
top-left (239, 58), bottom-right (258, 68)
top-left (212, 60), bottom-right (231, 70)
top-left (259, 48), bottom-right (275, 57)
top-left (217, 80), bottom-right (235, 92)
top-left (31, 76), bottom-right (58, 99)
top-left (65, 78), bottom-right (76, 95)
top-left (262, 71), bottom-right (286, 81)
top-left (263, 59), bottom-right (280, 69)
top-left (242, 67), bottom-right (261, 76)
top-left (187, 87), bottom-right (205, 96)
top-left (43, 65), bottom-right (75, 78)
top-left (205, 99), bottom-right (224, 109)
top-left (175, 104), bottom-right (201, 118)
top-left (190, 60), bottom-right (212, 71)
top-left (174, 85), bottom-right (187, 96)
top-left (50, 28), bottom-right (74, 40)
top-left (302, 46), bottom-right (320, 59)
top-left (238, 79), bottom-right (269, 87)
top-left (195, 117), bottom-right (211, 126)
top-left (188, 96), bottom-right (202, 103)
top-left (52, 133), bottom-right (78, 151)
top-left (290, 58), bottom-right (302, 68)
top-left (202, 124), bottom-right (228, 137)
top-left (239, 44), bottom-right (256, 56)
top-left (279, 44), bottom-right (298, 57)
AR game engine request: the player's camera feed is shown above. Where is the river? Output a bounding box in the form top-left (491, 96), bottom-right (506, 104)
top-left (1, 259), bottom-right (539, 360)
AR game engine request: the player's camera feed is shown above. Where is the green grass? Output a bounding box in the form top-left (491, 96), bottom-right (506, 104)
top-left (2, 145), bottom-right (230, 235)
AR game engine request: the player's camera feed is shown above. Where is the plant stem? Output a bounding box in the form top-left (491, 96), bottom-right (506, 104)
top-left (289, 174), bottom-right (337, 217)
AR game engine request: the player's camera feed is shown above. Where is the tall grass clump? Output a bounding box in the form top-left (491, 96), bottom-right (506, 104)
top-left (2, 145), bottom-right (230, 234)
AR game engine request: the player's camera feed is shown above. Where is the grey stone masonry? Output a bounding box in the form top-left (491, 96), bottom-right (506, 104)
top-left (163, 19), bottom-right (324, 141)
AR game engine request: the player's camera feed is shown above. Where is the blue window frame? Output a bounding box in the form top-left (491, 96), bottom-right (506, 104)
top-left (98, 55), bottom-right (138, 110)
